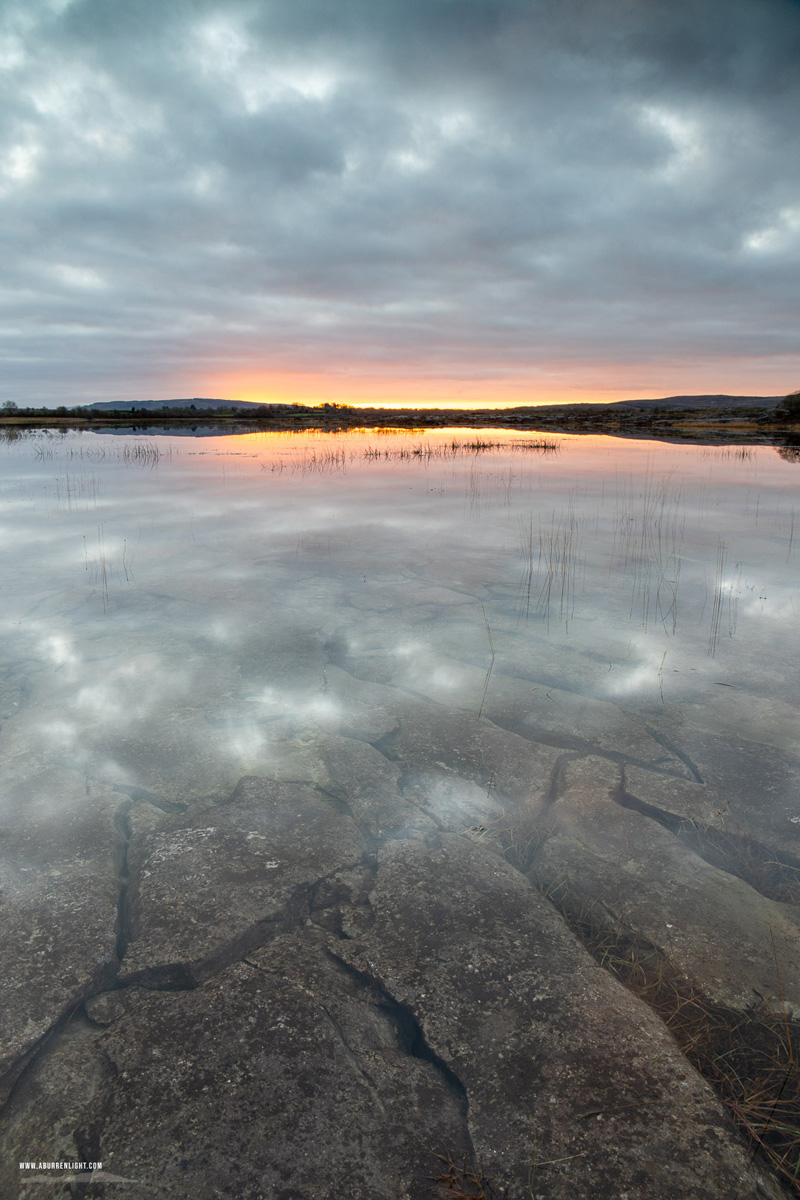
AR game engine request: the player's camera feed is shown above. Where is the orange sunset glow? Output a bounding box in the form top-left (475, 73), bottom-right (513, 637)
top-left (211, 359), bottom-right (793, 410)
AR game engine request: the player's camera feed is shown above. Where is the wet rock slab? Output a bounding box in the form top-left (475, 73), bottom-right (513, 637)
top-left (1, 814), bottom-right (785, 1199)
top-left (337, 834), bottom-right (784, 1199)
top-left (123, 777), bottom-right (368, 980)
top-left (2, 931), bottom-right (468, 1200)
top-left (0, 712), bottom-right (794, 1198)
top-left (0, 767), bottom-right (125, 1097)
top-left (335, 642), bottom-right (694, 774)
top-left (532, 756), bottom-right (800, 1012)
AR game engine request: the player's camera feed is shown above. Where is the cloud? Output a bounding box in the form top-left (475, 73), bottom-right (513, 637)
top-left (1, 0), bottom-right (799, 404)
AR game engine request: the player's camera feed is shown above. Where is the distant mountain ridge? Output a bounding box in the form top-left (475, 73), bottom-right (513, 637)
top-left (81, 398), bottom-right (269, 411)
top-left (612, 394), bottom-right (782, 410)
top-left (79, 393), bottom-right (784, 413)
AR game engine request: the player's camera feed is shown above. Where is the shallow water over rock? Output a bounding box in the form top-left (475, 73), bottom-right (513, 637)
top-left (0, 427), bottom-right (798, 1197)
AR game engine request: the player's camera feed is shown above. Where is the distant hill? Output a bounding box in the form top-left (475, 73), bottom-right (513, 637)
top-left (81, 398), bottom-right (271, 412)
top-left (612, 394), bottom-right (782, 410)
top-left (77, 393), bottom-right (785, 415)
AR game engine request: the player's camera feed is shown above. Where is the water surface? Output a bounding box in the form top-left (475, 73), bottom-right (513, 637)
top-left (2, 427), bottom-right (797, 794)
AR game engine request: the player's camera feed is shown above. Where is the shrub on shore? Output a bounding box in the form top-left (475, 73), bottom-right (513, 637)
top-left (775, 390), bottom-right (800, 422)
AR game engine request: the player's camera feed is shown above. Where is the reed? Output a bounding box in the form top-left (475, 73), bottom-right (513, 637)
top-left (610, 470), bottom-right (685, 633)
top-left (477, 604), bottom-right (495, 719)
top-left (788, 508), bottom-right (796, 562)
top-left (707, 540), bottom-right (741, 657)
top-left (362, 437), bottom-right (558, 463)
top-left (517, 509), bottom-right (582, 629)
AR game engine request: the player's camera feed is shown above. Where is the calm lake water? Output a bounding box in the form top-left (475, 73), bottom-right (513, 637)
top-left (2, 427), bottom-right (797, 791)
top-left (1, 425), bottom-right (799, 921)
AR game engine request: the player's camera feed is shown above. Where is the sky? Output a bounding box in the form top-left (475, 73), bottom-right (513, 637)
top-left (1, 0), bottom-right (799, 410)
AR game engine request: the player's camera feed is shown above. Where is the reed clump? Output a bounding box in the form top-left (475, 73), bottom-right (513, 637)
top-left (493, 807), bottom-right (555, 873)
top-left (121, 440), bottom-right (164, 467)
top-left (517, 510), bottom-right (582, 628)
top-left (363, 437), bottom-right (558, 462)
top-left (542, 882), bottom-right (800, 1193)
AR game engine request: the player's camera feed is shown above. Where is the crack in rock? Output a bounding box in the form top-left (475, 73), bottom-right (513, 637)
top-left (1, 863), bottom-right (362, 1109)
top-left (326, 947), bottom-right (473, 1140)
top-left (319, 1003), bottom-right (388, 1118)
top-left (614, 770), bottom-right (800, 904)
top-left (643, 722), bottom-right (705, 783)
top-left (120, 862), bottom-right (366, 990)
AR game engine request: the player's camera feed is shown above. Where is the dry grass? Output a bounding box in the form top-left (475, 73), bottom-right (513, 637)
top-left (496, 811), bottom-right (555, 873)
top-left (430, 1153), bottom-right (510, 1199)
top-left (675, 820), bottom-right (800, 904)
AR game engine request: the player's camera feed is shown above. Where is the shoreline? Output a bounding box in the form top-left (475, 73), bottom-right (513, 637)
top-left (1, 402), bottom-right (799, 445)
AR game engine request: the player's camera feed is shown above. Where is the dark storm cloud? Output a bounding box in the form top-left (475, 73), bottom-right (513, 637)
top-left (1, 0), bottom-right (799, 403)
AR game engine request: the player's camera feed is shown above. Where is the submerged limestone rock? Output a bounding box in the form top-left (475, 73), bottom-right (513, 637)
top-left (649, 709), bottom-right (800, 859)
top-left (376, 701), bottom-right (562, 806)
top-left (316, 732), bottom-right (433, 838)
top-left (122, 777), bottom-right (367, 981)
top-left (621, 764), bottom-right (724, 825)
top-left (532, 756), bottom-right (800, 1012)
top-left (1, 689), bottom-right (795, 1198)
top-left (355, 644), bottom-right (694, 774)
top-left (0, 767), bottom-right (124, 1099)
top-left (691, 690), bottom-right (800, 758)
top-left (336, 834), bottom-right (784, 1199)
top-left (2, 931), bottom-right (469, 1200)
top-left (320, 663), bottom-right (408, 741)
top-left (0, 824), bottom-right (784, 1199)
